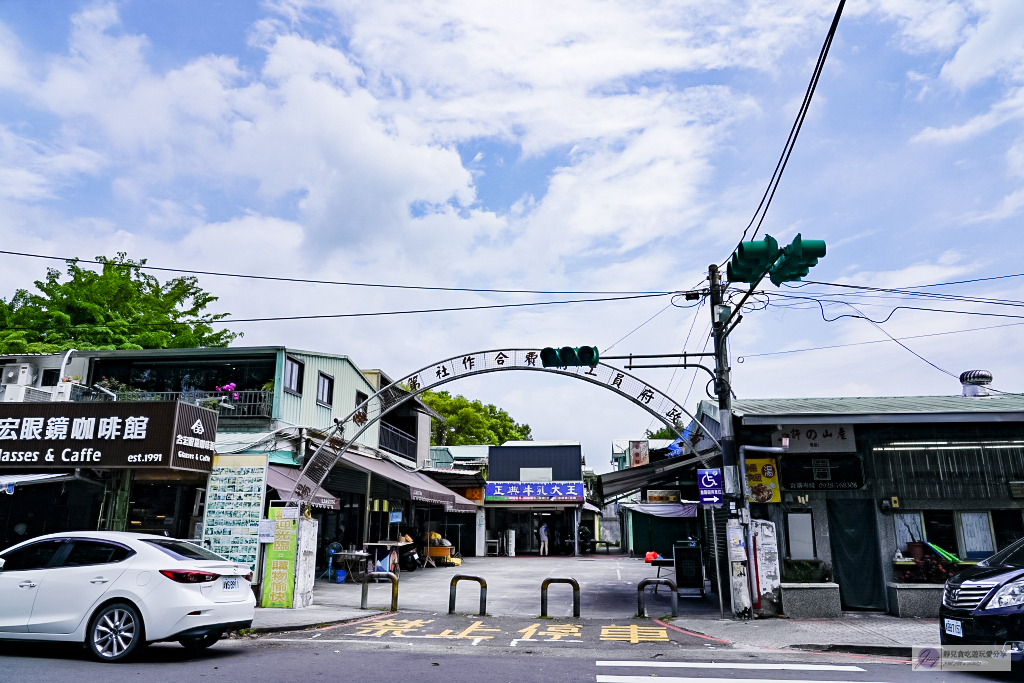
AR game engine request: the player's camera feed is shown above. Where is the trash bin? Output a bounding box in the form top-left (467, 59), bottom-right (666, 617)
top-left (334, 569), bottom-right (347, 584)
top-left (673, 540), bottom-right (704, 596)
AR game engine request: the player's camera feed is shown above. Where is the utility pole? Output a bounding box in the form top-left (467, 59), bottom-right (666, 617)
top-left (708, 264), bottom-right (737, 475)
top-left (709, 263), bottom-right (751, 618)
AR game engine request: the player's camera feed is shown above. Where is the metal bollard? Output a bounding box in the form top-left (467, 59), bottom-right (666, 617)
top-left (361, 571), bottom-right (399, 612)
top-left (637, 577), bottom-right (677, 618)
top-left (449, 574), bottom-right (487, 616)
top-left (540, 577), bottom-right (581, 618)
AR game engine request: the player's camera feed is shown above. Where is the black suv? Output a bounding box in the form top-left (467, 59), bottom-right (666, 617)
top-left (940, 537), bottom-right (1024, 656)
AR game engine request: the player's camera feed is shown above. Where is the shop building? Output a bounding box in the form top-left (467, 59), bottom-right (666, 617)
top-left (695, 371), bottom-right (1024, 612)
top-left (483, 441), bottom-right (587, 556)
top-left (0, 398), bottom-right (217, 550)
top-left (0, 348), bottom-right (475, 577)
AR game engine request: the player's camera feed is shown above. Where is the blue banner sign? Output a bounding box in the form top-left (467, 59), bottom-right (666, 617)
top-left (485, 481), bottom-right (584, 502)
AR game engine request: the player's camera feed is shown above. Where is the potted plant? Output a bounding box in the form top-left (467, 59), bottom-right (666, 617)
top-left (898, 516), bottom-right (926, 562)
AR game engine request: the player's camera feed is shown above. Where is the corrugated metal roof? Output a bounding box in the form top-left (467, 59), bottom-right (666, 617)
top-left (718, 394), bottom-right (1024, 425)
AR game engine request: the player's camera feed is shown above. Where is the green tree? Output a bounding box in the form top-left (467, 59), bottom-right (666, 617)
top-left (0, 253), bottom-right (238, 354)
top-left (420, 390), bottom-right (532, 446)
top-left (645, 420), bottom-right (686, 440)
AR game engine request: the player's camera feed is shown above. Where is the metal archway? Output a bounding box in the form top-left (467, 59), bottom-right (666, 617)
top-left (285, 348), bottom-right (722, 506)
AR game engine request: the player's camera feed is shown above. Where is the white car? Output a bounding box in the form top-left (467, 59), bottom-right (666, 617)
top-left (0, 531), bottom-right (255, 662)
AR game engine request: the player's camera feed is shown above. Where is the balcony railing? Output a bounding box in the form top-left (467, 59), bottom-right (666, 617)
top-left (76, 389), bottom-right (274, 418)
top-left (379, 422), bottom-right (417, 460)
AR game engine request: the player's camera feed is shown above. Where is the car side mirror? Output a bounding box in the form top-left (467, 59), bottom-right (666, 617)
top-left (0, 557), bottom-right (5, 570)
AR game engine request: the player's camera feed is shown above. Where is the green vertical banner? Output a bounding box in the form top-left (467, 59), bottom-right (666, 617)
top-left (260, 507), bottom-right (297, 608)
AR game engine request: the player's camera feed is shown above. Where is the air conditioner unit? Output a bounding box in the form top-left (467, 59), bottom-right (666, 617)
top-left (51, 381), bottom-right (77, 402)
top-left (2, 363), bottom-right (35, 386)
top-left (3, 385), bottom-right (51, 403)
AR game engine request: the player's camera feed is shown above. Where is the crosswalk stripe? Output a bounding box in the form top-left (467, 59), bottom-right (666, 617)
top-left (595, 677), bottom-right (891, 683)
top-left (596, 662), bottom-right (865, 672)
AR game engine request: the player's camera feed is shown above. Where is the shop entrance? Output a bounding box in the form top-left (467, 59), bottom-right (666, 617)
top-left (492, 508), bottom-right (575, 555)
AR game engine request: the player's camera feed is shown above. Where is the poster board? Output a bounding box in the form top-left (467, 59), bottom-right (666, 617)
top-left (202, 453), bottom-right (268, 581)
top-left (745, 458), bottom-right (781, 503)
top-left (261, 505), bottom-right (297, 609)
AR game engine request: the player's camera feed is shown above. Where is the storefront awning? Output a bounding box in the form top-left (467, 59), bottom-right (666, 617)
top-left (0, 473), bottom-right (68, 489)
top-left (621, 503), bottom-right (698, 518)
top-left (583, 502), bottom-right (601, 513)
top-left (341, 452), bottom-right (478, 513)
top-left (597, 455), bottom-right (702, 503)
top-left (266, 465), bottom-right (340, 510)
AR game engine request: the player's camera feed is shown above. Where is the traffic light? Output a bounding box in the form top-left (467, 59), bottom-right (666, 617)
top-left (541, 346), bottom-right (600, 367)
top-left (727, 235), bottom-right (779, 283)
top-left (768, 234), bottom-right (826, 285)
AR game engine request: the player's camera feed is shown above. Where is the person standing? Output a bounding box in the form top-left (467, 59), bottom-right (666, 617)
top-left (539, 522), bottom-right (549, 556)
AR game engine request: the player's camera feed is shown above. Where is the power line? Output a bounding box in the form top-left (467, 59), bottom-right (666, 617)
top-left (0, 249), bottom-right (670, 297)
top-left (796, 273), bottom-right (1024, 290)
top-left (763, 290), bottom-right (1024, 323)
top-left (775, 281), bottom-right (1024, 308)
top-left (602, 302), bottom-right (675, 354)
top-left (0, 292), bottom-right (671, 331)
top-left (727, 0), bottom-right (846, 256)
top-left (737, 321), bottom-right (1024, 362)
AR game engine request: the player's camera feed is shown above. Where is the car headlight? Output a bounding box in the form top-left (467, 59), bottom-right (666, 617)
top-left (986, 582), bottom-right (1024, 609)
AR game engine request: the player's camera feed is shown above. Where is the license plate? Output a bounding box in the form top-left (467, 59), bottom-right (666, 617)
top-left (222, 577), bottom-right (240, 591)
top-left (944, 618), bottom-right (963, 637)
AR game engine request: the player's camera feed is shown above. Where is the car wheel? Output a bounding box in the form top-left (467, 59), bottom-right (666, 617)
top-left (178, 633), bottom-right (222, 652)
top-left (87, 603), bottom-right (144, 662)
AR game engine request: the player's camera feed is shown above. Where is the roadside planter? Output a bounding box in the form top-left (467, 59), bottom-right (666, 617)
top-left (780, 582), bottom-right (842, 618)
top-left (887, 582), bottom-right (944, 618)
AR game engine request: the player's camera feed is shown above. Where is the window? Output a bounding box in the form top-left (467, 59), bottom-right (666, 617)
top-left (894, 512), bottom-right (924, 553)
top-left (284, 356), bottom-right (304, 395)
top-left (355, 391), bottom-right (368, 410)
top-left (144, 539), bottom-right (226, 562)
top-left (959, 512), bottom-right (996, 559)
top-left (992, 510), bottom-right (1024, 551)
top-left (924, 510), bottom-right (959, 557)
top-left (62, 540), bottom-right (133, 567)
top-left (41, 369), bottom-right (60, 386)
top-left (317, 373), bottom-right (334, 406)
top-left (0, 540), bottom-right (65, 571)
top-left (786, 513), bottom-right (815, 560)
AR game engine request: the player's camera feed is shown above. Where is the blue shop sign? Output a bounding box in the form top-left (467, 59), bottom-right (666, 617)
top-left (485, 481), bottom-right (584, 502)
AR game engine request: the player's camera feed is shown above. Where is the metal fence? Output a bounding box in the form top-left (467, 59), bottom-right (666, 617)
top-left (76, 389), bottom-right (273, 418)
top-left (379, 422), bottom-right (417, 460)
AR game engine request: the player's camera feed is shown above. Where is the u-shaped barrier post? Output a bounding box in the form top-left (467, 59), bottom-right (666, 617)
top-left (361, 571), bottom-right (399, 612)
top-left (637, 578), bottom-right (677, 618)
top-left (449, 574), bottom-right (487, 616)
top-left (540, 577), bottom-right (581, 618)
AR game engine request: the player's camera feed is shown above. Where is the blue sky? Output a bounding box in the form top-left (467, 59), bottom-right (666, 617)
top-left (1, 0), bottom-right (1023, 471)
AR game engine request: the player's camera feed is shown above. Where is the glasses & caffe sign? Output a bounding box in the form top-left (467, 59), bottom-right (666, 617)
top-left (0, 401), bottom-right (218, 472)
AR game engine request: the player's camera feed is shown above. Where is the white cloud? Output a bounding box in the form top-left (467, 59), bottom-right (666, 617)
top-left (4, 1), bottom-right (1024, 469)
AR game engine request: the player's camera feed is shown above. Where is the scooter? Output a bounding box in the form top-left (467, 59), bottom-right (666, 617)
top-left (399, 545), bottom-right (419, 572)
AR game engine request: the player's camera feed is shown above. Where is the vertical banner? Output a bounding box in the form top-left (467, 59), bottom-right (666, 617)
top-left (629, 440), bottom-right (649, 467)
top-left (261, 506), bottom-right (297, 609)
top-left (202, 454), bottom-right (268, 578)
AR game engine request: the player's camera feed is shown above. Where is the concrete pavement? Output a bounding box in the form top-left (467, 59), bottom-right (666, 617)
top-left (250, 554), bottom-right (939, 657)
top-left (669, 613), bottom-right (939, 655)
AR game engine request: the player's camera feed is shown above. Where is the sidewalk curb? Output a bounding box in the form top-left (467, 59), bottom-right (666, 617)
top-left (788, 643), bottom-right (912, 657)
top-left (248, 611), bottom-right (395, 634)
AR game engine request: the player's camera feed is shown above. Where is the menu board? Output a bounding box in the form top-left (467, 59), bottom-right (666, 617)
top-left (202, 454), bottom-right (268, 578)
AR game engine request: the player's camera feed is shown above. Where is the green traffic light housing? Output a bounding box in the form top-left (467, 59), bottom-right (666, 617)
top-left (541, 346), bottom-right (600, 368)
top-left (727, 235), bottom-right (779, 283)
top-left (769, 233), bottom-right (826, 286)
top-left (726, 233), bottom-right (825, 286)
